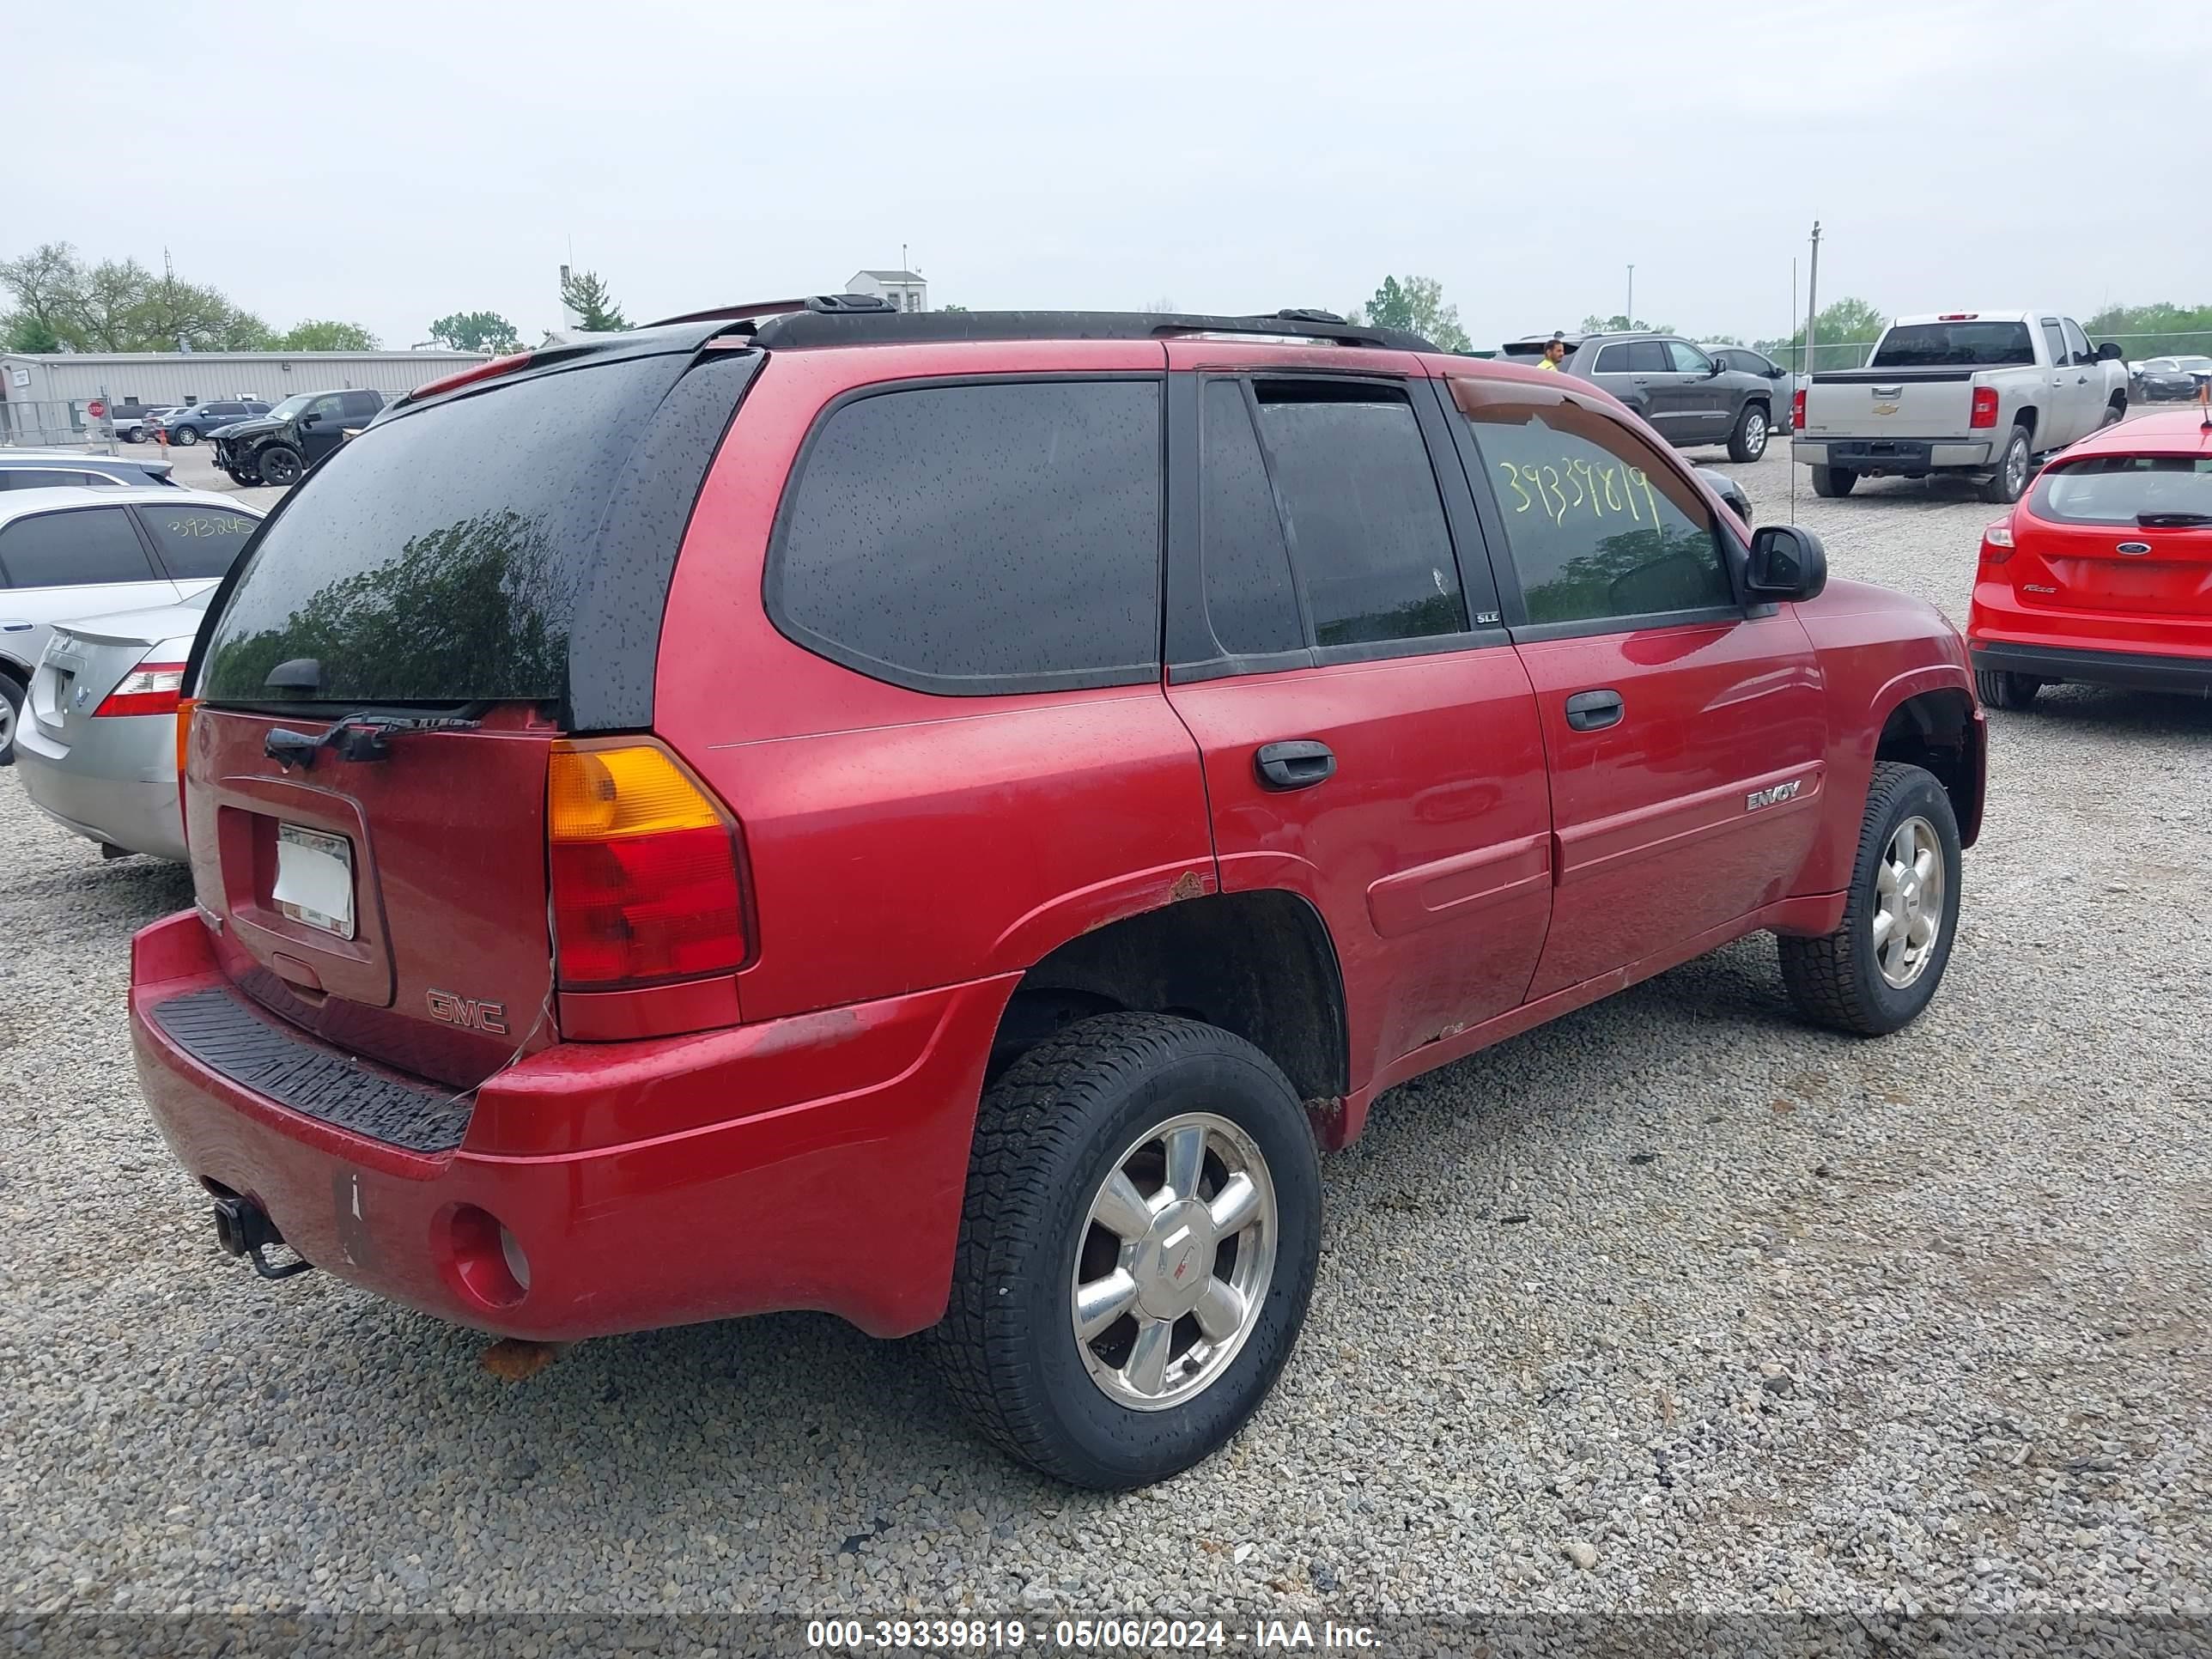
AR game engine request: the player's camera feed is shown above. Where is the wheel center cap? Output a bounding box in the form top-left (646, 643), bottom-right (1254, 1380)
top-left (1133, 1199), bottom-right (1216, 1320)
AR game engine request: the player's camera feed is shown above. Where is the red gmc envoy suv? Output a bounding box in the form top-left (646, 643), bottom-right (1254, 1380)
top-left (131, 301), bottom-right (1985, 1488)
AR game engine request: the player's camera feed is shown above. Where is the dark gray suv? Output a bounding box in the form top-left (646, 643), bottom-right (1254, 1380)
top-left (1503, 333), bottom-right (1777, 462)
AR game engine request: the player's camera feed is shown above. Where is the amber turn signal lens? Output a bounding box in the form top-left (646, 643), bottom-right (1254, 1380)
top-left (547, 744), bottom-right (722, 842)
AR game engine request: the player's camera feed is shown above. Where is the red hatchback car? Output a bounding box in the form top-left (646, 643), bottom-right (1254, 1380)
top-left (1968, 404), bottom-right (2212, 708)
top-left (132, 301), bottom-right (1984, 1487)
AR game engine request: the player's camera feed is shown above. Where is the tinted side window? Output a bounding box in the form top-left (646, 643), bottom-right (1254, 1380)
top-left (343, 392), bottom-right (384, 419)
top-left (1627, 341), bottom-right (1670, 373)
top-left (309, 393), bottom-right (344, 420)
top-left (136, 503), bottom-right (260, 580)
top-left (1199, 380), bottom-right (1304, 656)
top-left (0, 507), bottom-right (159, 588)
top-left (1593, 343), bottom-right (1633, 374)
top-left (1457, 395), bottom-right (1735, 627)
top-left (773, 380), bottom-right (1162, 693)
top-left (1253, 384), bottom-right (1463, 648)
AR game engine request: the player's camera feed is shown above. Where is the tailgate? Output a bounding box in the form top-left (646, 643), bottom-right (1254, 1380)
top-left (1802, 371), bottom-right (1976, 440)
top-left (185, 705), bottom-right (559, 1089)
top-left (2020, 455), bottom-right (2212, 620)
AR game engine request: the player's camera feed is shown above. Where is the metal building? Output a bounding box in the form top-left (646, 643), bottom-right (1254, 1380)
top-left (0, 349), bottom-right (489, 446)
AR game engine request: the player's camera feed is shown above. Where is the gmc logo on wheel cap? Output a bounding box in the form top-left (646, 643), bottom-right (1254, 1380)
top-left (426, 989), bottom-right (508, 1036)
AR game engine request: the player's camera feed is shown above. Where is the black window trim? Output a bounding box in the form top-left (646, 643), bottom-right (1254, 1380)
top-left (763, 371), bottom-right (1170, 699)
top-left (1439, 377), bottom-right (1759, 645)
top-left (1167, 368), bottom-right (1508, 684)
top-left (0, 501), bottom-right (167, 591)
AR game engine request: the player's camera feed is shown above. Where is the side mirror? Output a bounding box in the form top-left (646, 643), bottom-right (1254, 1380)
top-left (2095, 341), bottom-right (2124, 362)
top-left (300, 412), bottom-right (320, 427)
top-left (1746, 525), bottom-right (1827, 603)
top-left (1706, 360), bottom-right (1723, 377)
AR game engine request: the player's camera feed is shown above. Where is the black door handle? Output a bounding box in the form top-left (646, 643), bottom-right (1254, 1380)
top-left (1254, 739), bottom-right (1335, 792)
top-left (1564, 690), bottom-right (1624, 732)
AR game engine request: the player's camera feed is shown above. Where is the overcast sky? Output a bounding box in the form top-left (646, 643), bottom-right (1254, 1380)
top-left (17, 0), bottom-right (2206, 349)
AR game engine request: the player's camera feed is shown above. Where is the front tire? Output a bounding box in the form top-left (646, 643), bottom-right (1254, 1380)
top-left (1779, 762), bottom-right (1962, 1036)
top-left (1975, 668), bottom-right (2041, 710)
top-left (2101, 398), bottom-right (2125, 427)
top-left (1810, 465), bottom-right (1856, 498)
top-left (1728, 403), bottom-right (1770, 463)
top-left (171, 424), bottom-right (200, 446)
top-left (930, 1012), bottom-right (1322, 1489)
top-left (1979, 425), bottom-right (2031, 504)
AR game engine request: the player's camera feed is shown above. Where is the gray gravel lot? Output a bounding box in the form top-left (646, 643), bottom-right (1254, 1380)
top-left (3, 434), bottom-right (2209, 1634)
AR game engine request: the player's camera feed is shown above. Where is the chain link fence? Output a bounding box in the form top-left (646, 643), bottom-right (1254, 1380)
top-left (1771, 330), bottom-right (2212, 376)
top-left (0, 398), bottom-right (127, 450)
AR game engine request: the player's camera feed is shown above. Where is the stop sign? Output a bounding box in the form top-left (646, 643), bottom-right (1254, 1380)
top-left (88, 399), bottom-right (106, 418)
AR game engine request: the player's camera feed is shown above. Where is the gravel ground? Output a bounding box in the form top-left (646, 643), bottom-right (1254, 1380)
top-left (3, 434), bottom-right (2209, 1639)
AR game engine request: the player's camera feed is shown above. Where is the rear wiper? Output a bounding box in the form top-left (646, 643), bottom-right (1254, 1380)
top-left (264, 710), bottom-right (483, 770)
top-left (2137, 512), bottom-right (2212, 527)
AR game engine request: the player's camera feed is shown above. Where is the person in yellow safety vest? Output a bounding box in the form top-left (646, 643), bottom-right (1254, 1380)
top-left (1536, 337), bottom-right (1569, 371)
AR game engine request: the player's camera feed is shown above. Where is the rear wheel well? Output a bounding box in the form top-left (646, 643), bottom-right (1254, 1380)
top-left (2014, 406), bottom-right (2038, 443)
top-left (990, 890), bottom-right (1349, 1107)
top-left (1876, 690), bottom-right (1981, 847)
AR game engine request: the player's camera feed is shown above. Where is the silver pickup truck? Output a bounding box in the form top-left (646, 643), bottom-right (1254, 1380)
top-left (1794, 311), bottom-right (2129, 504)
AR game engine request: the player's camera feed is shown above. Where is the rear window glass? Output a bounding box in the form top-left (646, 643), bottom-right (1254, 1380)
top-left (770, 380), bottom-right (1162, 693)
top-left (2028, 455), bottom-right (2212, 526)
top-left (200, 355), bottom-right (686, 707)
top-left (137, 502), bottom-right (259, 580)
top-left (1870, 322), bottom-right (2034, 368)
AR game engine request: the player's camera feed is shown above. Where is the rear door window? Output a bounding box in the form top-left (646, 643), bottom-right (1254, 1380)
top-left (134, 502), bottom-right (261, 580)
top-left (770, 379), bottom-right (1163, 694)
top-left (1455, 389), bottom-right (1735, 629)
top-left (0, 506), bottom-right (160, 588)
top-left (1251, 381), bottom-right (1465, 648)
top-left (1197, 380), bottom-right (1304, 657)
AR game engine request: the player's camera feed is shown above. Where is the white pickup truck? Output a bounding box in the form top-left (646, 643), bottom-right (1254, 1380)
top-left (1793, 311), bottom-right (2129, 504)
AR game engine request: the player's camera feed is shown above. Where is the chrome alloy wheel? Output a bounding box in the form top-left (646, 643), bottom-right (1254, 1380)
top-left (1873, 815), bottom-right (1945, 989)
top-left (1071, 1112), bottom-right (1277, 1412)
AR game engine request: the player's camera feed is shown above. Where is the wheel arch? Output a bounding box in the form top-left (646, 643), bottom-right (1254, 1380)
top-left (989, 887), bottom-right (1351, 1121)
top-left (1874, 684), bottom-right (1983, 848)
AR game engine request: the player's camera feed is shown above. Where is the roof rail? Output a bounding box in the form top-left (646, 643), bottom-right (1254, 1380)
top-left (736, 308), bottom-right (1437, 353)
top-left (642, 293), bottom-right (901, 330)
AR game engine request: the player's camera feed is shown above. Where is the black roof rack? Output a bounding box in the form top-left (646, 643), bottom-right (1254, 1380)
top-left (635, 303), bottom-right (1435, 354)
top-left (750, 307), bottom-right (1436, 352)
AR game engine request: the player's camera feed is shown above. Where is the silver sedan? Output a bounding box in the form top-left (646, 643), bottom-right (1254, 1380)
top-left (15, 592), bottom-right (209, 861)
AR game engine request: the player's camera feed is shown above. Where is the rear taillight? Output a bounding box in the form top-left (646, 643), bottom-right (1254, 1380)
top-left (546, 742), bottom-right (747, 988)
top-left (1980, 520), bottom-right (2015, 564)
top-left (1970, 387), bottom-right (2000, 429)
top-left (174, 696), bottom-right (196, 843)
top-left (1792, 387), bottom-right (1805, 428)
top-left (94, 659), bottom-right (186, 718)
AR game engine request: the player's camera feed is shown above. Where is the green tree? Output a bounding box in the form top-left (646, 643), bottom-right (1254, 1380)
top-left (2081, 301), bottom-right (2212, 358)
top-left (428, 310), bottom-right (522, 353)
top-left (1579, 313), bottom-right (1678, 335)
top-left (276, 319), bottom-right (379, 351)
top-left (938, 303), bottom-right (969, 313)
top-left (1754, 295), bottom-right (1889, 373)
top-left (1, 242), bottom-right (279, 352)
top-left (0, 242), bottom-right (87, 346)
top-left (560, 268), bottom-right (629, 331)
top-left (1362, 275), bottom-right (1472, 352)
top-left (2, 312), bottom-right (62, 353)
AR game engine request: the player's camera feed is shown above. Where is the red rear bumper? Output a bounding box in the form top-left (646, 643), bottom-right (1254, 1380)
top-left (130, 911), bottom-right (1012, 1340)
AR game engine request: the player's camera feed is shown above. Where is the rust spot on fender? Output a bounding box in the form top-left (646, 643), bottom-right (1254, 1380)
top-left (1169, 870), bottom-right (1206, 902)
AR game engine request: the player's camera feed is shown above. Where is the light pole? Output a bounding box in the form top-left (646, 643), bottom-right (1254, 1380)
top-left (1626, 264), bottom-right (1635, 326)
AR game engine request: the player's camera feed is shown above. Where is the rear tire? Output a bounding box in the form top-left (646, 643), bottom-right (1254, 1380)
top-left (257, 445), bottom-right (304, 487)
top-left (0, 672), bottom-right (22, 765)
top-left (929, 1012), bottom-right (1322, 1489)
top-left (1779, 762), bottom-right (1961, 1036)
top-left (1975, 668), bottom-right (2041, 710)
top-left (1979, 426), bottom-right (2031, 504)
top-left (1810, 465), bottom-right (1856, 498)
top-left (1727, 403), bottom-right (1771, 464)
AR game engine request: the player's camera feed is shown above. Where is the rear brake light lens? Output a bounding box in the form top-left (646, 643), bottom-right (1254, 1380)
top-left (1938, 313), bottom-right (1978, 322)
top-left (547, 743), bottom-right (746, 988)
top-left (95, 659), bottom-right (186, 718)
top-left (1970, 387), bottom-right (2000, 429)
top-left (1792, 387), bottom-right (1806, 428)
top-left (410, 350), bottom-right (532, 402)
top-left (1980, 521), bottom-right (2015, 563)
